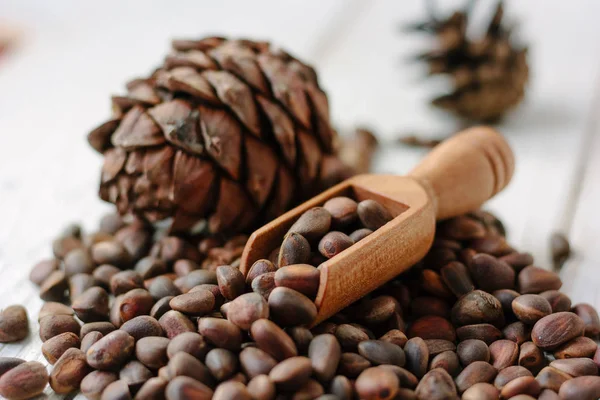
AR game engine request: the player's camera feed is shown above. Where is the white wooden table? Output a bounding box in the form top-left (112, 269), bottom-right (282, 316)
top-left (1, 1), bottom-right (599, 398)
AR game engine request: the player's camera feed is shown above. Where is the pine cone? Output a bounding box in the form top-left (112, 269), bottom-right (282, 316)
top-left (88, 37), bottom-right (351, 234)
top-left (409, 1), bottom-right (529, 122)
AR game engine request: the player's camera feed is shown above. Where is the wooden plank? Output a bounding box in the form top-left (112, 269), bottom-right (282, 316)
top-left (314, 0), bottom-right (600, 268)
top-left (0, 1), bottom-right (599, 398)
top-left (0, 1), bottom-right (351, 398)
top-left (559, 95), bottom-right (600, 308)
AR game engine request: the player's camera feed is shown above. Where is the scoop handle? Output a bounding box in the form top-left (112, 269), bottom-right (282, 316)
top-left (409, 126), bottom-right (514, 220)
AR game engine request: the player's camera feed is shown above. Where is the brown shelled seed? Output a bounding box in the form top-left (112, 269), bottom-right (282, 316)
top-left (468, 253), bottom-right (515, 292)
top-left (278, 233), bottom-right (311, 267)
top-left (357, 200), bottom-right (393, 230)
top-left (494, 365), bottom-right (533, 389)
top-left (19, 203), bottom-right (600, 400)
top-left (500, 375), bottom-right (541, 399)
top-left (158, 310), bottom-right (195, 339)
top-left (337, 352), bottom-right (372, 378)
top-left (134, 377), bottom-right (168, 400)
top-left (80, 370), bottom-right (118, 400)
top-left (206, 348), bottom-right (238, 381)
top-left (165, 376), bottom-right (213, 399)
top-left (50, 348), bottom-right (92, 394)
top-left (518, 266), bottom-right (562, 294)
top-left (72, 286), bottom-right (110, 322)
top-left (120, 315), bottom-right (164, 340)
top-left (404, 337), bottom-right (429, 378)
top-left (323, 196), bottom-right (358, 228)
top-left (163, 352), bottom-right (213, 385)
top-left (135, 336), bottom-right (170, 369)
top-left (0, 305), bottom-right (29, 343)
top-left (269, 287), bottom-right (317, 326)
top-left (457, 339), bottom-right (490, 366)
top-left (358, 340), bottom-right (406, 367)
top-left (0, 358), bottom-right (26, 377)
top-left (101, 379), bottom-right (132, 400)
top-left (535, 366), bottom-right (572, 392)
top-left (456, 323), bottom-right (503, 344)
top-left (166, 331), bottom-right (209, 359)
top-left (81, 331), bottom-right (103, 353)
top-left (539, 290), bottom-right (572, 313)
top-left (247, 374), bottom-right (275, 399)
top-left (519, 341), bottom-right (545, 373)
top-left (269, 356), bottom-right (312, 391)
top-left (430, 350), bottom-right (461, 376)
top-left (39, 314), bottom-right (80, 342)
top-left (318, 231), bottom-right (354, 259)
top-left (227, 293), bottom-right (270, 330)
top-left (462, 382), bottom-right (499, 400)
top-left (42, 332), bottom-right (81, 365)
top-left (414, 368), bottom-right (456, 400)
top-left (239, 347), bottom-right (278, 379)
top-left (455, 361), bottom-right (498, 393)
top-left (287, 207), bottom-right (332, 242)
top-left (550, 358), bottom-right (598, 377)
top-left (274, 264), bottom-right (320, 298)
top-left (251, 319), bottom-right (298, 361)
top-left (309, 334), bottom-right (341, 382)
top-left (489, 339), bottom-right (519, 370)
top-left (0, 361), bottom-right (48, 400)
top-left (38, 302), bottom-right (74, 320)
top-left (553, 336), bottom-right (598, 359)
top-left (531, 312), bottom-right (585, 350)
top-left (572, 303), bottom-right (600, 337)
top-left (503, 321), bottom-right (532, 345)
top-left (80, 321), bottom-right (115, 337)
top-left (29, 259), bottom-right (60, 286)
top-left (558, 375), bottom-right (600, 400)
top-left (86, 330), bottom-right (134, 370)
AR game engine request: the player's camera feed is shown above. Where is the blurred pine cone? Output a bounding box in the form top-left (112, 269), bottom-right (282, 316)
top-left (409, 1), bottom-right (529, 122)
top-left (88, 37), bottom-right (351, 234)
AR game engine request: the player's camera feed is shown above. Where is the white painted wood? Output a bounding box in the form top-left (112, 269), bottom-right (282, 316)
top-left (560, 103), bottom-right (600, 309)
top-left (316, 0), bottom-right (600, 268)
top-left (0, 0), bottom-right (599, 398)
top-left (0, 1), bottom-right (349, 398)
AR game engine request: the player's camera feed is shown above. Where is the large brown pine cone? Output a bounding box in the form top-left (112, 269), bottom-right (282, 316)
top-left (88, 37), bottom-right (351, 234)
top-left (409, 1), bottom-right (529, 122)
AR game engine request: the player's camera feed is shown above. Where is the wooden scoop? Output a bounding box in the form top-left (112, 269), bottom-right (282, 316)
top-left (240, 126), bottom-right (514, 326)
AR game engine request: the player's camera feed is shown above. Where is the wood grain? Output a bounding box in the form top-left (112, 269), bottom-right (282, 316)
top-left (316, 0), bottom-right (600, 267)
top-left (409, 126), bottom-right (514, 220)
top-left (560, 95), bottom-right (600, 307)
top-left (0, 2), bottom-right (350, 398)
top-left (0, 1), bottom-right (599, 399)
top-left (242, 127), bottom-right (514, 324)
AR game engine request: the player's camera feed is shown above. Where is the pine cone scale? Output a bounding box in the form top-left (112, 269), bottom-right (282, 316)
top-left (209, 178), bottom-right (253, 233)
top-left (172, 151), bottom-right (216, 216)
top-left (256, 95), bottom-right (297, 166)
top-left (88, 119), bottom-right (119, 153)
top-left (257, 54), bottom-right (312, 129)
top-left (244, 136), bottom-right (279, 207)
top-left (209, 43), bottom-right (271, 95)
top-left (203, 70), bottom-right (262, 136)
top-left (101, 148), bottom-right (127, 183)
top-left (305, 85), bottom-right (335, 152)
top-left (111, 106), bottom-right (164, 150)
top-left (297, 130), bottom-right (322, 190)
top-left (198, 105), bottom-right (242, 180)
top-left (164, 67), bottom-right (220, 104)
top-left (147, 100), bottom-right (206, 156)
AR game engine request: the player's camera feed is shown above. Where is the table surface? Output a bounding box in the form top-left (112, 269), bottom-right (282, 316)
top-left (1, 1), bottom-right (599, 398)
